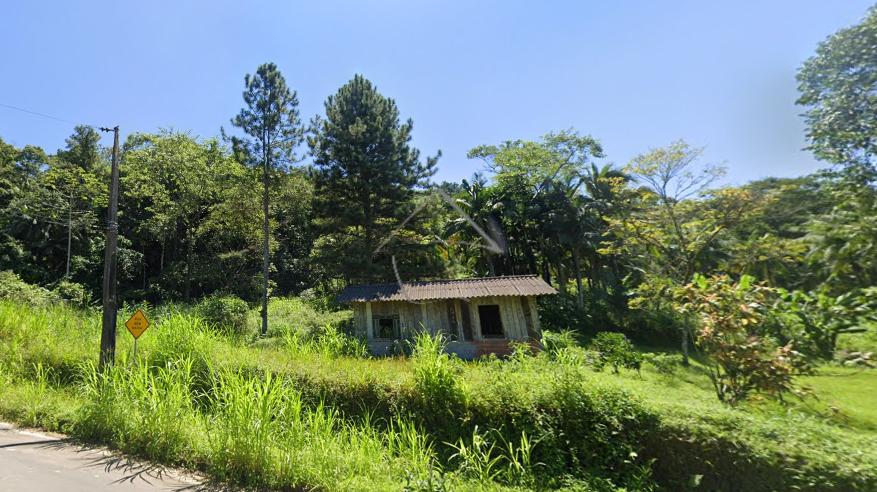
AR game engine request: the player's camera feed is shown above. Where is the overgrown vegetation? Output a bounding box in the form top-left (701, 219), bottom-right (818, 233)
top-left (0, 299), bottom-right (875, 491)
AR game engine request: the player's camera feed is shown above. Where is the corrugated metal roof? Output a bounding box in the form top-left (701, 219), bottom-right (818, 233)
top-left (337, 275), bottom-right (557, 303)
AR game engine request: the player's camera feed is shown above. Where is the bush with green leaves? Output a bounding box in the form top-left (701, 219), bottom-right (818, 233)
top-left (196, 295), bottom-right (250, 336)
top-left (265, 297), bottom-right (352, 338)
top-left (410, 332), bottom-right (466, 419)
top-left (588, 332), bottom-right (642, 374)
top-left (282, 324), bottom-right (368, 358)
top-left (677, 274), bottom-right (810, 405)
top-left (537, 293), bottom-right (591, 334)
top-left (542, 329), bottom-right (580, 356)
top-left (771, 287), bottom-right (877, 359)
top-left (52, 280), bottom-right (92, 308)
top-left (0, 271), bottom-right (58, 306)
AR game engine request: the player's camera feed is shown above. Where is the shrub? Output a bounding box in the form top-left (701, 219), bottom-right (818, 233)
top-left (147, 313), bottom-right (219, 395)
top-left (771, 287), bottom-right (877, 360)
top-left (538, 293), bottom-right (591, 334)
top-left (197, 295), bottom-right (250, 336)
top-left (53, 280), bottom-right (92, 308)
top-left (0, 271), bottom-right (58, 306)
top-left (542, 329), bottom-right (580, 356)
top-left (677, 274), bottom-right (810, 404)
top-left (446, 426), bottom-right (543, 487)
top-left (266, 297), bottom-right (352, 338)
top-left (282, 324), bottom-right (368, 358)
top-left (313, 324), bottom-right (368, 358)
top-left (589, 332), bottom-right (642, 374)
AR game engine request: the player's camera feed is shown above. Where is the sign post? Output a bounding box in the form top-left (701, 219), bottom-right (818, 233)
top-left (124, 309), bottom-right (150, 362)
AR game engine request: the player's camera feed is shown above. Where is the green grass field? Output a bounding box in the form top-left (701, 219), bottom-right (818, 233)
top-left (1, 299), bottom-right (875, 491)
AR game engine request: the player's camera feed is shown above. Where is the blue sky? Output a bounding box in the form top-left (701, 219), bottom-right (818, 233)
top-left (1, 1), bottom-right (873, 185)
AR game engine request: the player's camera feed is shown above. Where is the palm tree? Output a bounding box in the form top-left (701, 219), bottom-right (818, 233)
top-left (445, 173), bottom-right (505, 276)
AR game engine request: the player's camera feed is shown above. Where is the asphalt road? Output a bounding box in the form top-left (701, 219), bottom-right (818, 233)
top-left (0, 423), bottom-right (209, 491)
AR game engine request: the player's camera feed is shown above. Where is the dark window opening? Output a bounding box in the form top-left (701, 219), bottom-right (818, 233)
top-left (373, 316), bottom-right (400, 339)
top-left (478, 304), bottom-right (504, 338)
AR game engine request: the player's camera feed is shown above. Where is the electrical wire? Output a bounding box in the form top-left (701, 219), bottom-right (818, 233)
top-left (0, 102), bottom-right (104, 129)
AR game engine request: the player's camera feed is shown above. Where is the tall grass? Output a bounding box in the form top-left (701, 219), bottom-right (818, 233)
top-left (411, 332), bottom-right (465, 405)
top-left (2, 299), bottom-right (877, 490)
top-left (75, 358), bottom-right (202, 463)
top-left (282, 323), bottom-right (368, 359)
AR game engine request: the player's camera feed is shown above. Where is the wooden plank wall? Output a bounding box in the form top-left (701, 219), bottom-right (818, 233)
top-left (462, 296), bottom-right (530, 340)
top-left (352, 303), bottom-right (367, 337)
top-left (368, 300), bottom-right (455, 338)
top-left (352, 296), bottom-right (538, 342)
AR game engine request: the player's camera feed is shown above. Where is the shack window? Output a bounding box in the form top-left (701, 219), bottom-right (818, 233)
top-left (478, 304), bottom-right (504, 338)
top-left (373, 315), bottom-right (400, 339)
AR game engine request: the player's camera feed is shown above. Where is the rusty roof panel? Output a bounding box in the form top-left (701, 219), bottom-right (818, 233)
top-left (337, 275), bottom-right (557, 303)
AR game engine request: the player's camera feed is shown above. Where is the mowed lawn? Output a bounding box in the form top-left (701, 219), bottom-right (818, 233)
top-left (802, 367), bottom-right (877, 431)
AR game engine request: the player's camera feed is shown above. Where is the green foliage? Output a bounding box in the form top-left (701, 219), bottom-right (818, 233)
top-left (282, 324), bottom-right (368, 359)
top-left (797, 5), bottom-right (877, 167)
top-left (0, 270), bottom-right (58, 306)
top-left (589, 332), bottom-right (642, 374)
top-left (309, 74), bottom-right (440, 283)
top-left (542, 330), bottom-right (581, 356)
top-left (804, 166), bottom-right (877, 293)
top-left (411, 332), bottom-right (466, 417)
top-left (265, 296), bottom-right (352, 338)
top-left (677, 274), bottom-right (810, 404)
top-left (196, 295), bottom-right (250, 336)
top-left (52, 279), bottom-right (92, 308)
top-left (772, 287), bottom-right (877, 359)
top-left (2, 300), bottom-right (877, 490)
top-left (447, 426), bottom-right (540, 486)
top-left (538, 293), bottom-right (592, 334)
top-left (75, 358), bottom-right (199, 463)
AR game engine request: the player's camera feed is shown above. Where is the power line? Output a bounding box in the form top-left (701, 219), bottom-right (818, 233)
top-left (0, 102), bottom-right (102, 128)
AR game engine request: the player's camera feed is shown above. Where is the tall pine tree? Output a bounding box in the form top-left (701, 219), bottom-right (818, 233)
top-left (309, 75), bottom-right (439, 283)
top-left (228, 63), bottom-right (304, 335)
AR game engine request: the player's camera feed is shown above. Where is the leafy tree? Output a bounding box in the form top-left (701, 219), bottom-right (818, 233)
top-left (445, 173), bottom-right (504, 276)
top-left (122, 131), bottom-right (245, 300)
top-left (309, 74), bottom-right (439, 283)
top-left (49, 125), bottom-right (105, 278)
top-left (1, 134), bottom-right (106, 288)
top-left (271, 169), bottom-right (316, 294)
top-left (614, 140), bottom-right (768, 362)
top-left (803, 165), bottom-right (877, 293)
top-left (228, 62), bottom-right (304, 335)
top-left (721, 176), bottom-right (830, 289)
top-left (589, 331), bottom-right (642, 374)
top-left (466, 130), bottom-right (608, 293)
top-left (797, 5), bottom-right (877, 168)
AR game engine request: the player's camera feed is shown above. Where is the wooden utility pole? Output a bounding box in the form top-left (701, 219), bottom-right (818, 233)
top-left (99, 126), bottom-right (121, 369)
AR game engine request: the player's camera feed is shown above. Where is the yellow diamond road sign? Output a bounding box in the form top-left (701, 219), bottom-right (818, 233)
top-left (125, 309), bottom-right (150, 339)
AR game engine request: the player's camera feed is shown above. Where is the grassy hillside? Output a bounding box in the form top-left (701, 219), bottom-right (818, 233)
top-left (0, 299), bottom-right (875, 491)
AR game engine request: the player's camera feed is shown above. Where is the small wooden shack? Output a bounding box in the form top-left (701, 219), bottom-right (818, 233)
top-left (337, 275), bottom-right (557, 358)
